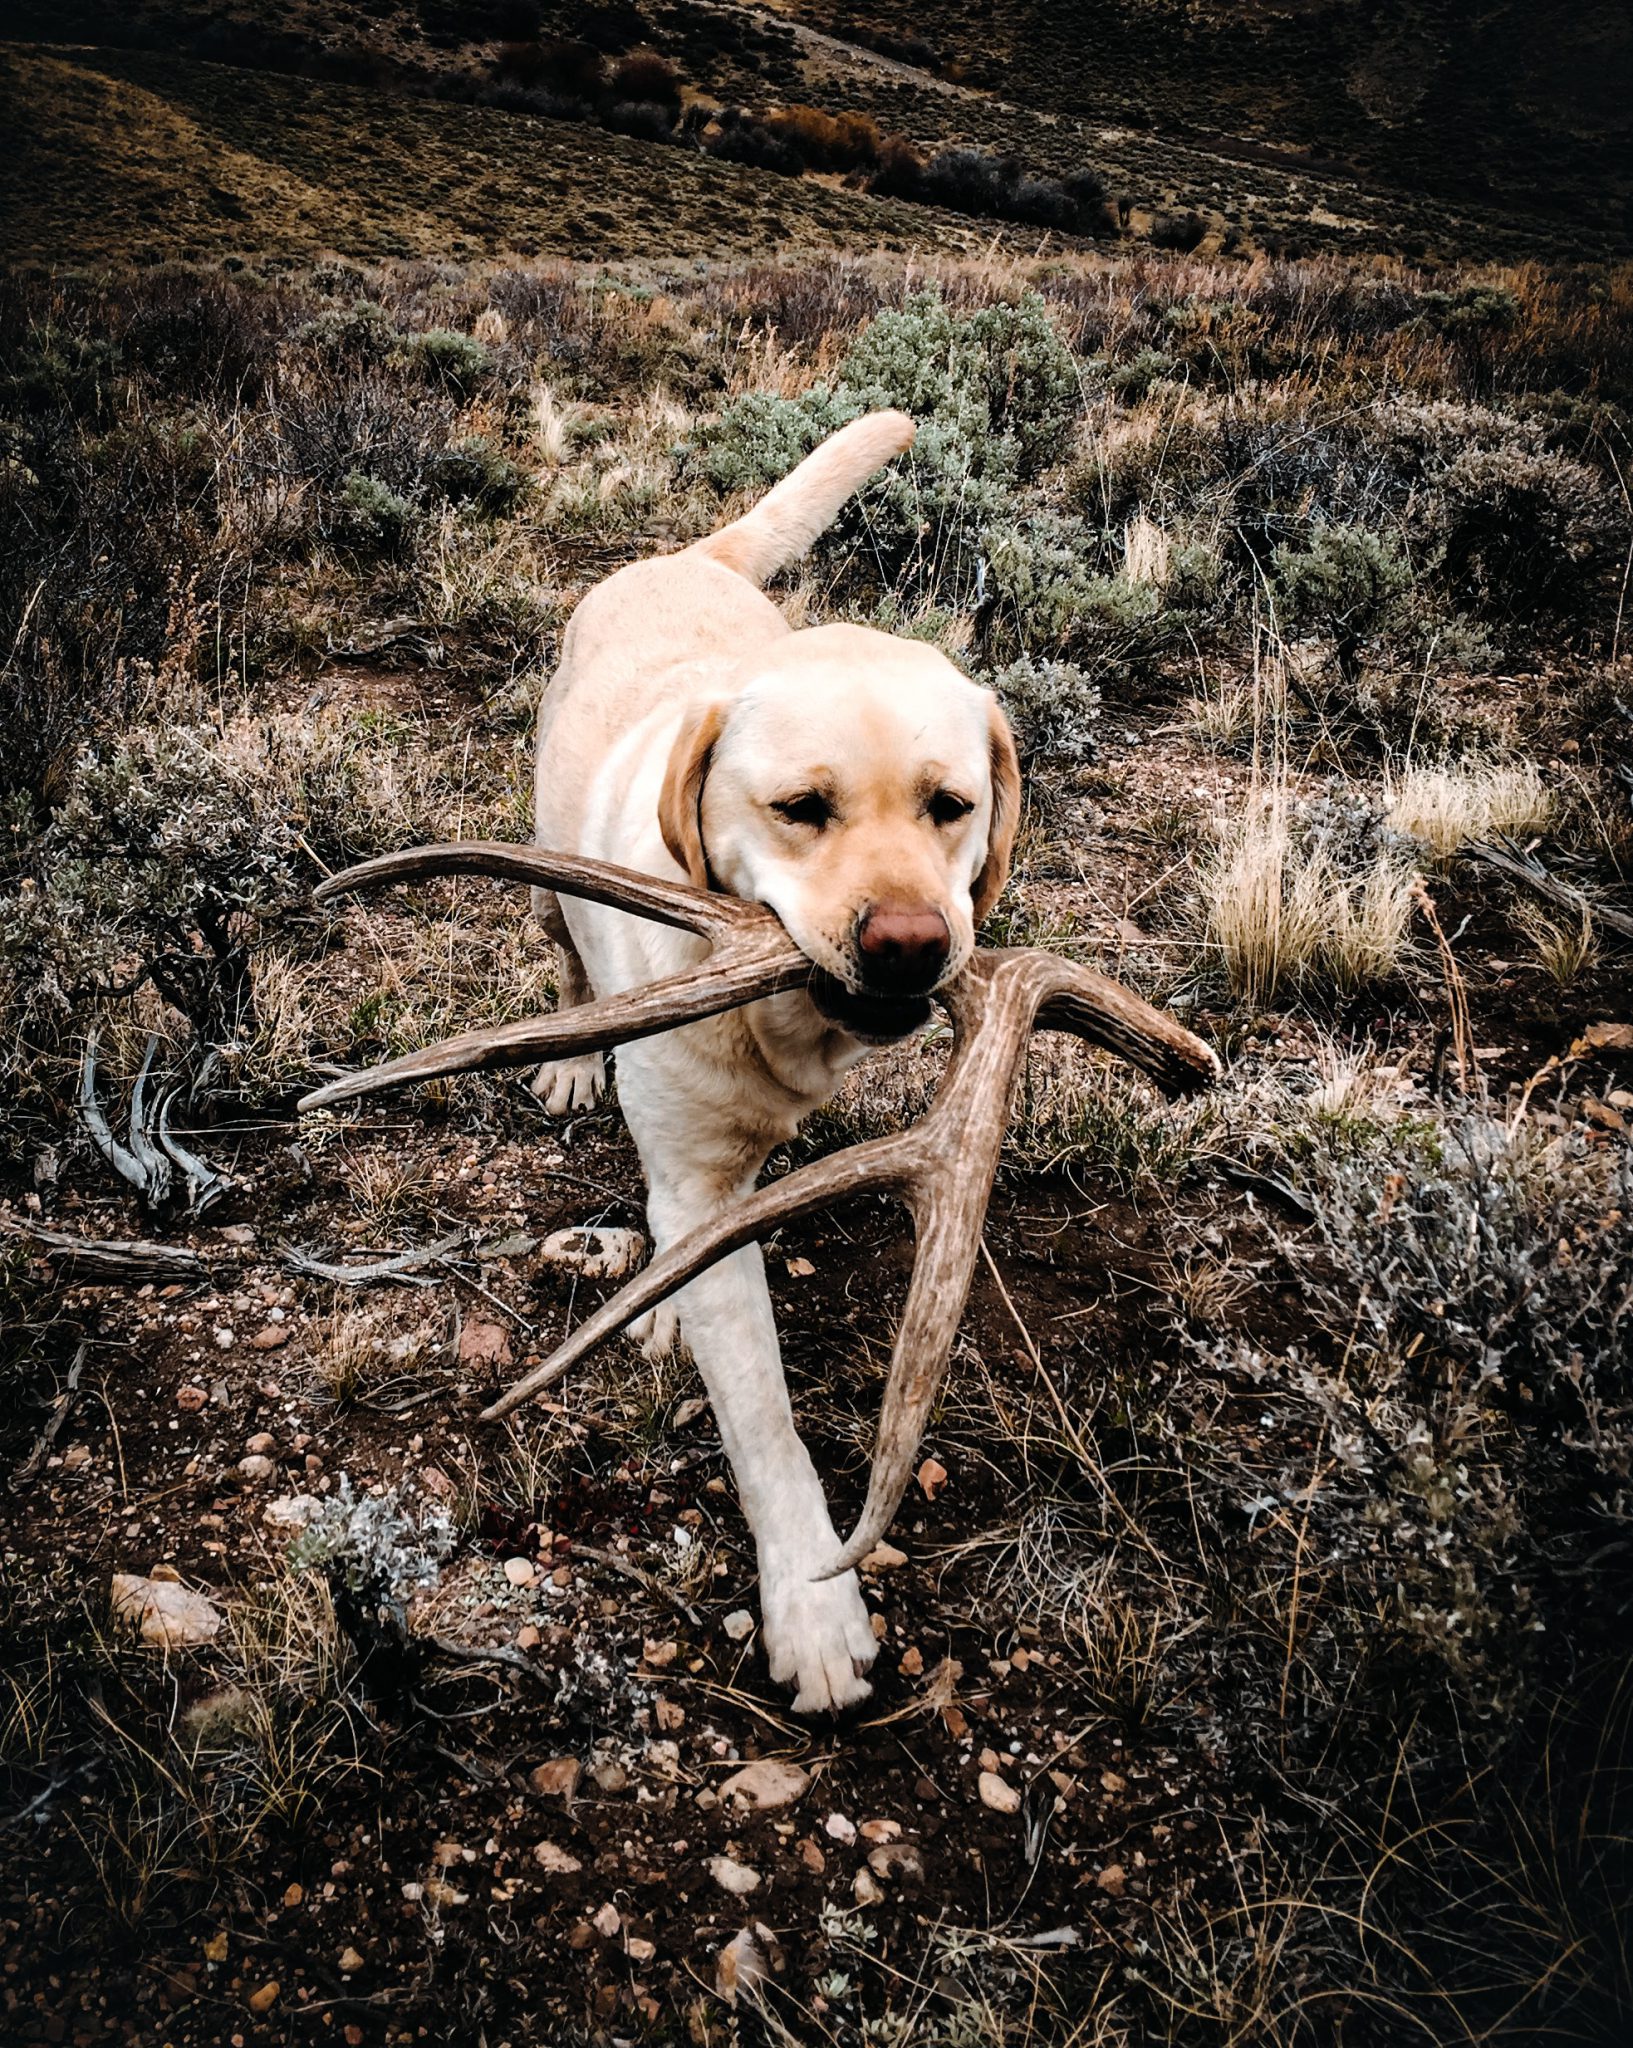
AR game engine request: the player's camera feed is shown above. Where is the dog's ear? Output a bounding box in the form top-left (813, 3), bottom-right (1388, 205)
top-left (658, 700), bottom-right (728, 888)
top-left (971, 696), bottom-right (1022, 924)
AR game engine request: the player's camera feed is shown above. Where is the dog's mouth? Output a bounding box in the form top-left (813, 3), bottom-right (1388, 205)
top-left (808, 968), bottom-right (933, 1044)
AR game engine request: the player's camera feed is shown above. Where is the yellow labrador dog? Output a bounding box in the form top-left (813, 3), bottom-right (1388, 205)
top-left (531, 410), bottom-right (1020, 1711)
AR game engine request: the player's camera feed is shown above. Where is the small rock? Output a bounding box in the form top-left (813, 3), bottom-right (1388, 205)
top-left (503, 1556), bottom-right (536, 1587)
top-left (897, 1645), bottom-right (924, 1677)
top-left (642, 1637), bottom-right (679, 1668)
top-left (516, 1624), bottom-right (541, 1650)
top-left (868, 1843), bottom-right (924, 1882)
top-left (219, 1224), bottom-right (256, 1245)
top-left (824, 1812), bottom-right (857, 1844)
top-left (202, 1931), bottom-right (229, 1964)
top-left (262, 1494), bottom-right (317, 1535)
top-left (708, 1854), bottom-right (761, 1897)
top-left (917, 1456), bottom-right (949, 1500)
top-left (61, 1444), bottom-right (90, 1471)
top-left (213, 1327), bottom-right (235, 1350)
top-left (720, 1759), bottom-right (811, 1811)
top-left (592, 1902), bottom-right (622, 1938)
top-left (429, 1840), bottom-right (465, 1868)
top-left (1096, 1862), bottom-right (1127, 1896)
top-left (110, 1574), bottom-right (223, 1649)
top-left (237, 1454), bottom-right (275, 1481)
top-left (797, 1837), bottom-right (826, 1873)
top-left (1100, 1770), bottom-right (1127, 1794)
top-left (672, 1397), bottom-right (707, 1428)
top-left (282, 1882), bottom-right (303, 1907)
top-left (852, 1867), bottom-right (885, 1905)
top-left (978, 1771), bottom-right (1022, 1815)
top-left (538, 1226), bottom-right (645, 1280)
top-left (244, 1431), bottom-right (275, 1456)
top-left (625, 1935), bottom-right (656, 1962)
top-left (423, 1877), bottom-right (467, 1907)
top-left (338, 1946), bottom-right (365, 1974)
top-left (784, 1256), bottom-right (816, 1277)
top-left (249, 1326), bottom-right (288, 1351)
top-left (418, 1465), bottom-right (454, 1498)
top-left (175, 1385), bottom-right (208, 1412)
top-left (528, 1757), bottom-right (580, 1799)
top-left (590, 1759), bottom-right (628, 1793)
top-left (722, 1609), bottom-right (755, 1641)
top-left (247, 1982), bottom-right (280, 2013)
top-left (533, 1842), bottom-right (583, 1874)
top-left (457, 1316), bottom-right (512, 1368)
top-left (861, 1542), bottom-right (908, 1571)
top-left (859, 1819), bottom-right (900, 1843)
top-left (654, 1697), bottom-right (685, 1731)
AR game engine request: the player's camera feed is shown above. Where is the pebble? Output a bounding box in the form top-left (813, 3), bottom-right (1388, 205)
top-left (978, 1770), bottom-right (1022, 1815)
top-left (642, 1637), bottom-right (679, 1667)
top-left (672, 1396), bottom-right (707, 1427)
top-left (263, 1494), bottom-right (316, 1533)
top-left (538, 1226), bottom-right (645, 1279)
top-left (503, 1556), bottom-right (536, 1587)
top-left (249, 1326), bottom-right (288, 1351)
top-left (592, 1902), bottom-right (622, 1938)
top-left (917, 1456), bottom-right (949, 1499)
top-left (590, 1759), bottom-right (628, 1793)
top-left (110, 1574), bottom-right (223, 1648)
top-left (715, 1927), bottom-right (770, 2007)
top-left (868, 1843), bottom-right (924, 1882)
top-left (859, 1819), bottom-right (900, 1842)
top-left (244, 1432), bottom-right (275, 1456)
top-left (719, 1759), bottom-right (810, 1811)
top-left (852, 1867), bottom-right (885, 1905)
top-left (824, 1812), bottom-right (857, 1844)
top-left (247, 1982), bottom-right (279, 2013)
top-left (722, 1609), bottom-right (755, 1641)
top-left (862, 1542), bottom-right (908, 1571)
top-left (175, 1385), bottom-right (208, 1412)
top-left (533, 1842), bottom-right (583, 1874)
top-left (338, 1947), bottom-right (365, 1974)
top-left (1096, 1862), bottom-right (1127, 1896)
top-left (528, 1757), bottom-right (580, 1799)
top-left (708, 1854), bottom-right (761, 1897)
top-left (626, 1936), bottom-right (656, 1962)
top-left (237, 1454), bottom-right (275, 1481)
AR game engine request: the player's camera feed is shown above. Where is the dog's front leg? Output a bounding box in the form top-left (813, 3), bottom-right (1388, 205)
top-left (623, 1089), bottom-right (877, 1709)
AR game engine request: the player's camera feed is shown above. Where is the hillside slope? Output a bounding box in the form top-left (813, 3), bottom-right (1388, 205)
top-left (0, 41), bottom-right (971, 269)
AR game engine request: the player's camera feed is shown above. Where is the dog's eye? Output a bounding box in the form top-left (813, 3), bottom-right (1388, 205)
top-left (928, 790), bottom-right (975, 827)
top-left (770, 792), bottom-right (832, 829)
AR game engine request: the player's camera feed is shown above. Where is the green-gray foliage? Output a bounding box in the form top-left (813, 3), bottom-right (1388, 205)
top-left (1271, 520), bottom-right (1414, 677)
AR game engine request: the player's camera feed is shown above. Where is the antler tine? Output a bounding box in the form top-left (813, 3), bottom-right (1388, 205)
top-left (479, 1132), bottom-right (921, 1422)
top-left (299, 840), bottom-right (809, 1112)
top-left (313, 839), bottom-right (761, 938)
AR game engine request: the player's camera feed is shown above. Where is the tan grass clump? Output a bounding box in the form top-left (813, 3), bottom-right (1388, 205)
top-left (1203, 804), bottom-right (1416, 1002)
top-left (1387, 759), bottom-right (1551, 866)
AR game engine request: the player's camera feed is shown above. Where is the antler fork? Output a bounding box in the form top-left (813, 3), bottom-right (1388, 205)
top-left (301, 841), bottom-right (1218, 1576)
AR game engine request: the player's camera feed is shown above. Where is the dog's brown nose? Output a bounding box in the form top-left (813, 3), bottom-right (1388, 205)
top-left (856, 902), bottom-right (951, 993)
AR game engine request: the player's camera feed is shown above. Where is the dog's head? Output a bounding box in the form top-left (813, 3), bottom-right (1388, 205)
top-left (658, 624), bottom-right (1021, 1042)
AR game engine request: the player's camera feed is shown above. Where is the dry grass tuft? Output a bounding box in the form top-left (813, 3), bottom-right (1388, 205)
top-left (1202, 801), bottom-right (1417, 1002)
top-left (1386, 758), bottom-right (1552, 866)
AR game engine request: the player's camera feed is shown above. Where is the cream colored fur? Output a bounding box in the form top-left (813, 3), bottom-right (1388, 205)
top-left (530, 410), bottom-right (1020, 1711)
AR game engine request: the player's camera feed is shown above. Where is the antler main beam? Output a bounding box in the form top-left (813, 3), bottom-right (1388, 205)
top-left (297, 842), bottom-right (809, 1111)
top-left (301, 839), bottom-right (1218, 1575)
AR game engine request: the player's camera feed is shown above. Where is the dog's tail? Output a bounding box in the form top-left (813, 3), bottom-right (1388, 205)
top-left (690, 409), bottom-right (915, 588)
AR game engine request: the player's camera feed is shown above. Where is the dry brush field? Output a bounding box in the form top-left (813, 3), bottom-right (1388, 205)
top-left (2, 246), bottom-right (1632, 2045)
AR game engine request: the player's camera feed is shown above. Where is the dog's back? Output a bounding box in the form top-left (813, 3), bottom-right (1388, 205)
top-left (537, 410), bottom-right (915, 855)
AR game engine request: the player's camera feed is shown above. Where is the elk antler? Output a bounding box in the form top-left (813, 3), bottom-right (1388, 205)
top-left (297, 842), bottom-right (810, 1112)
top-left (302, 841), bottom-right (1218, 1576)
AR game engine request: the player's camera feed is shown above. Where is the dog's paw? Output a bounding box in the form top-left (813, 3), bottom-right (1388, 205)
top-left (528, 1052), bottom-right (604, 1115)
top-left (761, 1560), bottom-right (877, 1715)
top-left (628, 1301), bottom-right (682, 1361)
